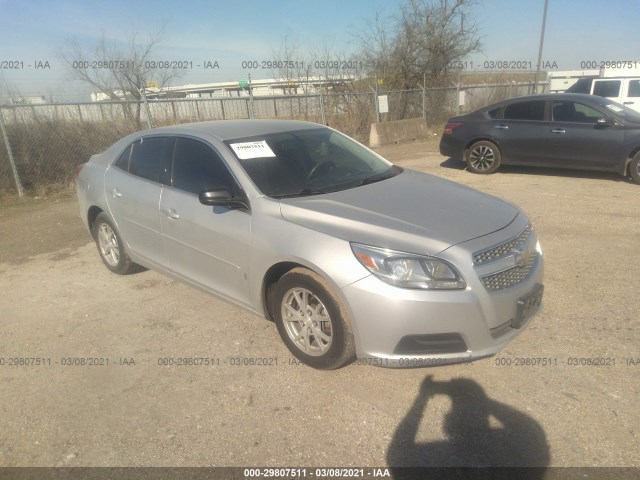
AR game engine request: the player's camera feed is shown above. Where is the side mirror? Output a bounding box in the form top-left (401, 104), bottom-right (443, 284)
top-left (199, 188), bottom-right (249, 210)
top-left (595, 117), bottom-right (614, 128)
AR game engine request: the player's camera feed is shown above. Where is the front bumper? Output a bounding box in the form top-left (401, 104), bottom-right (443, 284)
top-left (341, 221), bottom-right (544, 367)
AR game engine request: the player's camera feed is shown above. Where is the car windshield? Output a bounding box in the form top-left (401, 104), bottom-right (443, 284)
top-left (601, 99), bottom-right (640, 122)
top-left (225, 128), bottom-right (399, 198)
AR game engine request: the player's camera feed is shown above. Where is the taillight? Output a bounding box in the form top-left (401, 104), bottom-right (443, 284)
top-left (443, 123), bottom-right (463, 135)
top-left (75, 164), bottom-right (85, 176)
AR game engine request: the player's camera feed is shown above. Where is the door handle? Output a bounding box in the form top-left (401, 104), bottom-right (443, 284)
top-left (112, 189), bottom-right (122, 198)
top-left (624, 101), bottom-right (634, 105)
top-left (551, 128), bottom-right (566, 134)
top-left (494, 124), bottom-right (509, 129)
top-left (165, 209), bottom-right (180, 220)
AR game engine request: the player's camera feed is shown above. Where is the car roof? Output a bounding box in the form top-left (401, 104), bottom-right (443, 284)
top-left (144, 119), bottom-right (325, 141)
top-left (486, 92), bottom-right (606, 107)
top-left (468, 92), bottom-right (618, 116)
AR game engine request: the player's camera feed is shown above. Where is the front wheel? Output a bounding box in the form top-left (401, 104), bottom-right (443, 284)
top-left (91, 212), bottom-right (136, 274)
top-left (629, 152), bottom-right (640, 184)
top-left (466, 140), bottom-right (502, 174)
top-left (272, 268), bottom-right (356, 370)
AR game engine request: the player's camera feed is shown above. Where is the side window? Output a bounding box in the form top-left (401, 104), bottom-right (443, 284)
top-left (114, 145), bottom-right (132, 171)
top-left (593, 80), bottom-right (621, 98)
top-left (129, 137), bottom-right (173, 184)
top-left (503, 101), bottom-right (545, 121)
top-left (552, 101), bottom-right (603, 123)
top-left (172, 138), bottom-right (236, 195)
top-left (628, 80), bottom-right (640, 98)
top-left (487, 107), bottom-right (502, 119)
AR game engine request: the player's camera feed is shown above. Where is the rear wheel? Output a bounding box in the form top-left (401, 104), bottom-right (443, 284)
top-left (272, 268), bottom-right (356, 370)
top-left (630, 152), bottom-right (640, 184)
top-left (466, 140), bottom-right (501, 174)
top-left (91, 213), bottom-right (136, 274)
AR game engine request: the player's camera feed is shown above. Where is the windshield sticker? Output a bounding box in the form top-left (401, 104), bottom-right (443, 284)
top-left (606, 104), bottom-right (623, 113)
top-left (230, 140), bottom-right (276, 159)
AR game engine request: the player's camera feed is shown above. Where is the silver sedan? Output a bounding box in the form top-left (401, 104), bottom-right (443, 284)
top-left (76, 120), bottom-right (544, 369)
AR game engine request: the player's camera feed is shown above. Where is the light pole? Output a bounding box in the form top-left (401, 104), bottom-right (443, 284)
top-left (533, 0), bottom-right (549, 94)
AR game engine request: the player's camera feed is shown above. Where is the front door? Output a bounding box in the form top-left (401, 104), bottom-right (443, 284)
top-left (546, 100), bottom-right (624, 171)
top-left (160, 137), bottom-right (252, 306)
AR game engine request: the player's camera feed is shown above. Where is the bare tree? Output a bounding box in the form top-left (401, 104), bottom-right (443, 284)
top-left (272, 36), bottom-right (363, 95)
top-left (271, 34), bottom-right (315, 94)
top-left (358, 0), bottom-right (481, 89)
top-left (60, 24), bottom-right (183, 127)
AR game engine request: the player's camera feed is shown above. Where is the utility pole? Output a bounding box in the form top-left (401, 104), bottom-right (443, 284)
top-left (533, 0), bottom-right (549, 94)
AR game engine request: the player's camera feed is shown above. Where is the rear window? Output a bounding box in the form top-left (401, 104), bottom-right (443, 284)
top-left (128, 137), bottom-right (174, 184)
top-left (114, 145), bottom-right (131, 171)
top-left (503, 100), bottom-right (545, 121)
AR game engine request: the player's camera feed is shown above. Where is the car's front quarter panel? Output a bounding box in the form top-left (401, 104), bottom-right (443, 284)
top-left (247, 196), bottom-right (372, 341)
top-left (624, 125), bottom-right (640, 170)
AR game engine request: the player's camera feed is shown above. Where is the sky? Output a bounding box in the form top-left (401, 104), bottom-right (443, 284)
top-left (1, 0), bottom-right (639, 101)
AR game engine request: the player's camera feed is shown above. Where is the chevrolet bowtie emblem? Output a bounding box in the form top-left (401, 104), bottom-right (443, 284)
top-left (512, 247), bottom-right (532, 268)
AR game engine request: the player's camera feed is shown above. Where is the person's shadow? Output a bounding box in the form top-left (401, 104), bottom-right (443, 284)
top-left (387, 376), bottom-right (550, 478)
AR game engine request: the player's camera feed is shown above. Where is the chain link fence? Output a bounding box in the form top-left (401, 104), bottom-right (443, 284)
top-left (0, 81), bottom-right (544, 197)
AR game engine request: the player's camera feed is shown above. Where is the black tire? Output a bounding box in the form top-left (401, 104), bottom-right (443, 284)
top-left (91, 212), bottom-right (136, 275)
top-left (629, 152), bottom-right (640, 184)
top-left (272, 267), bottom-right (356, 370)
top-left (466, 140), bottom-right (502, 174)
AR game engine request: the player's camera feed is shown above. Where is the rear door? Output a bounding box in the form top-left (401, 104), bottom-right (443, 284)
top-left (159, 136), bottom-right (252, 306)
top-left (622, 79), bottom-right (640, 113)
top-left (104, 136), bottom-right (173, 266)
top-left (492, 99), bottom-right (550, 164)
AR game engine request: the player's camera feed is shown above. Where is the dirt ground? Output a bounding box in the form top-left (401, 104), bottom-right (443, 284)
top-left (1, 138), bottom-right (639, 469)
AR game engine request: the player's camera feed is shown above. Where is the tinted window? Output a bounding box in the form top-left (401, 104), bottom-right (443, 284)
top-left (172, 138), bottom-right (236, 195)
top-left (593, 80), bottom-right (621, 98)
top-left (487, 107), bottom-right (502, 118)
top-left (566, 78), bottom-right (592, 94)
top-left (129, 137), bottom-right (173, 183)
top-left (503, 101), bottom-right (545, 121)
top-left (552, 101), bottom-right (603, 123)
top-left (114, 145), bottom-right (131, 171)
top-left (628, 80), bottom-right (640, 98)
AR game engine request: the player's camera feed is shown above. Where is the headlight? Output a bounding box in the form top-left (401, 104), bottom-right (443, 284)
top-left (351, 243), bottom-right (466, 290)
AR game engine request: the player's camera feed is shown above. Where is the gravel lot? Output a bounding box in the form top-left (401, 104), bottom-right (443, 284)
top-left (1, 138), bottom-right (639, 469)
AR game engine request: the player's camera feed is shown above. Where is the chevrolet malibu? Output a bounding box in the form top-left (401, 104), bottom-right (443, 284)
top-left (76, 120), bottom-right (544, 369)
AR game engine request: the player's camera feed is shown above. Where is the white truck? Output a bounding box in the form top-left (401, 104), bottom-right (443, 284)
top-left (564, 66), bottom-right (640, 112)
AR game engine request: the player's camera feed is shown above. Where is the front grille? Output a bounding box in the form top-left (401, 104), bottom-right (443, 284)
top-left (473, 225), bottom-right (532, 265)
top-left (480, 252), bottom-right (539, 291)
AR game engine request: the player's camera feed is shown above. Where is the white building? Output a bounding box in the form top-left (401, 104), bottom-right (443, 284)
top-left (91, 76), bottom-right (355, 102)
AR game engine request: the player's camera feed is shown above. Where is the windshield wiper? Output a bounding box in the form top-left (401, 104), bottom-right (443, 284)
top-left (352, 168), bottom-right (400, 187)
top-left (272, 188), bottom-right (328, 199)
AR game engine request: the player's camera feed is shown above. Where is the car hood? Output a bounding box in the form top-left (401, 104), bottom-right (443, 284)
top-left (279, 169), bottom-right (519, 255)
